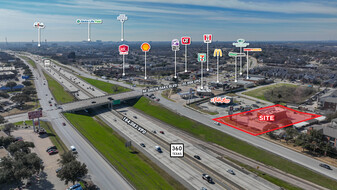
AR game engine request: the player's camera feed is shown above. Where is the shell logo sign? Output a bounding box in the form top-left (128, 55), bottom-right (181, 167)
top-left (141, 42), bottom-right (151, 52)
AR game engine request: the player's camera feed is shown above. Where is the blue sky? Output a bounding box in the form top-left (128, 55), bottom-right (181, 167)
top-left (1, 0), bottom-right (337, 42)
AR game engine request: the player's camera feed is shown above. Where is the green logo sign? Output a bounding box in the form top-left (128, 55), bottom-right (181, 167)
top-left (198, 53), bottom-right (206, 62)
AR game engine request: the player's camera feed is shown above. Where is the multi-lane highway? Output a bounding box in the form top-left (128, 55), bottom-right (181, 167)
top-left (11, 52), bottom-right (134, 190)
top-left (13, 51), bottom-right (337, 189)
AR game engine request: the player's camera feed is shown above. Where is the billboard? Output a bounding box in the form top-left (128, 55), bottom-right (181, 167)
top-left (28, 110), bottom-right (42, 120)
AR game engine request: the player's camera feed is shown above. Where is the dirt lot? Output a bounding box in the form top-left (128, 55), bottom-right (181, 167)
top-left (8, 128), bottom-right (67, 190)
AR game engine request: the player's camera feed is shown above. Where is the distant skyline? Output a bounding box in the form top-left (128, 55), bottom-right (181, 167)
top-left (1, 0), bottom-right (337, 42)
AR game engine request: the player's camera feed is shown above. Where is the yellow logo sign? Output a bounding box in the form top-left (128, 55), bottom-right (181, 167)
top-left (213, 49), bottom-right (222, 57)
top-left (141, 42), bottom-right (151, 52)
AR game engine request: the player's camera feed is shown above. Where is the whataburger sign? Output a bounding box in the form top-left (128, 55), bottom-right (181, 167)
top-left (244, 48), bottom-right (262, 52)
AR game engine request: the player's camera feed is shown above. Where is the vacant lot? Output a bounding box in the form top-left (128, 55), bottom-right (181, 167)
top-left (78, 76), bottom-right (131, 94)
top-left (43, 71), bottom-right (75, 104)
top-left (133, 97), bottom-right (337, 190)
top-left (64, 113), bottom-right (185, 190)
top-left (243, 83), bottom-right (316, 104)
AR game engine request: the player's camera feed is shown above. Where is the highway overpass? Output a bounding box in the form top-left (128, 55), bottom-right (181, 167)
top-left (62, 91), bottom-right (142, 112)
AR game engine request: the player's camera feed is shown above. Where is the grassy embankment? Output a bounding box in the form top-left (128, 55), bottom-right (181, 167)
top-left (64, 112), bottom-right (186, 190)
top-left (77, 76), bottom-right (131, 94)
top-left (43, 71), bottom-right (75, 104)
top-left (133, 97), bottom-right (337, 190)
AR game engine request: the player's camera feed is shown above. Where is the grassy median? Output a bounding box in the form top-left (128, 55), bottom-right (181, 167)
top-left (43, 71), bottom-right (75, 104)
top-left (64, 113), bottom-right (185, 190)
top-left (133, 97), bottom-right (337, 190)
top-left (20, 56), bottom-right (37, 68)
top-left (78, 76), bottom-right (130, 94)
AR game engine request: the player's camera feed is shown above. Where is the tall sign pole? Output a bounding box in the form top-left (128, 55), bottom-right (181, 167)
top-left (181, 36), bottom-right (191, 72)
top-left (198, 53), bottom-right (206, 89)
top-left (233, 39), bottom-right (249, 75)
top-left (228, 52), bottom-right (246, 82)
top-left (33, 22), bottom-right (45, 47)
top-left (117, 14), bottom-right (128, 41)
top-left (141, 43), bottom-right (151, 79)
top-left (244, 48), bottom-right (262, 79)
top-left (119, 44), bottom-right (129, 76)
top-left (171, 39), bottom-right (180, 78)
top-left (203, 34), bottom-right (212, 71)
top-left (76, 19), bottom-right (103, 41)
top-left (213, 49), bottom-right (223, 83)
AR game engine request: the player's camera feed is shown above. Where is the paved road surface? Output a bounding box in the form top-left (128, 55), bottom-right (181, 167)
top-left (12, 52), bottom-right (134, 190)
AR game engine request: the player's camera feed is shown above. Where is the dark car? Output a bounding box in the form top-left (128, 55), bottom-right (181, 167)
top-left (133, 116), bottom-right (137, 119)
top-left (38, 107), bottom-right (43, 111)
top-left (48, 149), bottom-right (59, 155)
top-left (194, 155), bottom-right (201, 160)
top-left (46, 146), bottom-right (57, 152)
top-left (319, 163), bottom-right (332, 170)
top-left (156, 98), bottom-right (160, 102)
top-left (202, 174), bottom-right (213, 183)
top-left (159, 131), bottom-right (164, 134)
top-left (152, 130), bottom-right (157, 134)
top-left (62, 122), bottom-right (66, 126)
top-left (140, 143), bottom-right (146, 147)
top-left (227, 169), bottom-right (235, 175)
top-left (91, 101), bottom-right (96, 104)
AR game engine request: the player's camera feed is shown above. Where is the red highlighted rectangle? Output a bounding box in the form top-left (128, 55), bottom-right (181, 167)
top-left (213, 104), bottom-right (321, 136)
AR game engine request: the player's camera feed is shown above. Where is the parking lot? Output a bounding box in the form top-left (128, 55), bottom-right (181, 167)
top-left (11, 129), bottom-right (67, 190)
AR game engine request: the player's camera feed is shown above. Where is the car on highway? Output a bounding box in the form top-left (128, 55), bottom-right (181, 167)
top-left (319, 163), bottom-right (332, 170)
top-left (202, 174), bottom-right (213, 183)
top-left (133, 116), bottom-right (137, 119)
top-left (140, 143), bottom-right (146, 147)
top-left (46, 146), bottom-right (57, 152)
top-left (155, 146), bottom-right (162, 153)
top-left (201, 187), bottom-right (207, 190)
top-left (70, 146), bottom-right (77, 154)
top-left (159, 131), bottom-right (164, 134)
top-left (50, 104), bottom-right (52, 106)
top-left (48, 149), bottom-right (59, 155)
top-left (214, 122), bottom-right (220, 126)
top-left (227, 169), bottom-right (235, 175)
top-left (152, 130), bottom-right (157, 134)
top-left (62, 122), bottom-right (66, 126)
top-left (194, 155), bottom-right (201, 160)
top-left (156, 98), bottom-right (160, 102)
top-left (91, 101), bottom-right (96, 104)
top-left (45, 94), bottom-right (48, 96)
top-left (48, 100), bottom-right (51, 103)
top-left (38, 107), bottom-right (43, 111)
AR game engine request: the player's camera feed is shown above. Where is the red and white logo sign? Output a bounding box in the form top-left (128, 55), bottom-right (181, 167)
top-left (203, 34), bottom-right (212, 43)
top-left (119, 44), bottom-right (129, 55)
top-left (210, 97), bottom-right (231, 104)
top-left (258, 115), bottom-right (275, 121)
top-left (28, 110), bottom-right (42, 120)
top-left (181, 36), bottom-right (191, 45)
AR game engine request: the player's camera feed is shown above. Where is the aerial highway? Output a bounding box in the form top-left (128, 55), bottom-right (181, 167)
top-left (11, 52), bottom-right (134, 190)
top-left (18, 52), bottom-right (337, 188)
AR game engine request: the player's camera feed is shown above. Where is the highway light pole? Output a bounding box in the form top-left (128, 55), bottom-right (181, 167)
top-left (33, 22), bottom-right (45, 47)
top-left (76, 19), bottom-right (103, 42)
top-left (181, 36), bottom-right (191, 72)
top-left (117, 14), bottom-right (128, 41)
top-left (141, 43), bottom-right (151, 79)
top-left (233, 39), bottom-right (249, 76)
top-left (213, 49), bottom-right (223, 83)
top-left (171, 39), bottom-right (180, 79)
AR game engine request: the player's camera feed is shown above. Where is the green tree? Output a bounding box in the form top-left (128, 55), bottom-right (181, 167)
top-left (7, 141), bottom-right (35, 155)
top-left (5, 81), bottom-right (17, 91)
top-left (10, 93), bottom-right (31, 103)
top-left (284, 127), bottom-right (298, 144)
top-left (57, 160), bottom-right (88, 185)
top-left (0, 115), bottom-right (5, 124)
top-left (3, 123), bottom-right (15, 136)
top-left (22, 81), bottom-right (32, 86)
top-left (58, 150), bottom-right (77, 166)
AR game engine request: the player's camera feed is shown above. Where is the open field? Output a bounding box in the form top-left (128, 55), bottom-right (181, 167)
top-left (243, 83), bottom-right (297, 101)
top-left (64, 113), bottom-right (185, 190)
top-left (133, 97), bottom-right (337, 190)
top-left (43, 71), bottom-right (75, 104)
top-left (78, 76), bottom-right (131, 94)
